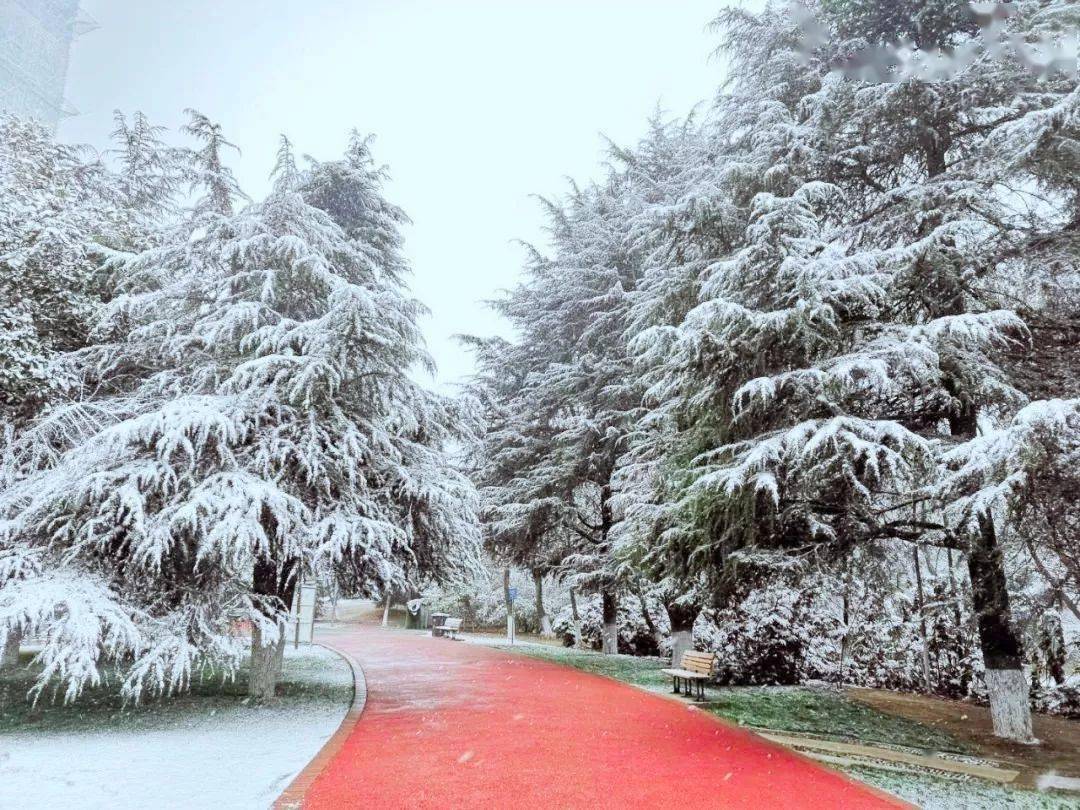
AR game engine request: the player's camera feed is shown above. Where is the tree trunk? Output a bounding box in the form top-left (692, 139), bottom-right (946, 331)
top-left (533, 570), bottom-right (554, 637)
top-left (946, 398), bottom-right (1034, 741)
top-left (946, 547), bottom-right (964, 627)
top-left (913, 545), bottom-right (934, 692)
top-left (1, 625), bottom-right (22, 671)
top-left (503, 568), bottom-right (515, 643)
top-left (601, 588), bottom-right (618, 655)
top-left (247, 546), bottom-right (299, 699)
top-left (968, 511), bottom-right (1034, 742)
top-left (569, 586), bottom-right (583, 649)
top-left (838, 555), bottom-right (856, 683)
top-left (666, 602), bottom-right (697, 667)
top-left (381, 591), bottom-right (391, 627)
top-left (249, 620), bottom-right (286, 700)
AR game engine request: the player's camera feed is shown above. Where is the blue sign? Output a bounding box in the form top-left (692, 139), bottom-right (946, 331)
top-left (508, 587), bottom-right (518, 602)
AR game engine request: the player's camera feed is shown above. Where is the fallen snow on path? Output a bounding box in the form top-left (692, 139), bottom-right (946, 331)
top-left (0, 645), bottom-right (351, 810)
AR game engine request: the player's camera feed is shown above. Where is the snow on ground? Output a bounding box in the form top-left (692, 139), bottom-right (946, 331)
top-left (0, 644), bottom-right (352, 810)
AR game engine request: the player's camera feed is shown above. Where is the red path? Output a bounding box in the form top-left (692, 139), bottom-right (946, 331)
top-left (294, 626), bottom-right (904, 809)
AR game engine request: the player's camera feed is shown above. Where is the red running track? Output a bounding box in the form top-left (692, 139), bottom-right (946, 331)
top-left (297, 626), bottom-right (905, 809)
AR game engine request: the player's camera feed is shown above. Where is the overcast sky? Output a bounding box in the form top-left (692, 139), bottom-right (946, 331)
top-left (61, 1), bottom-right (746, 390)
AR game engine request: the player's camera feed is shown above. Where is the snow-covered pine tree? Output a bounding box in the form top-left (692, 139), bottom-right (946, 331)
top-left (469, 115), bottom-right (731, 655)
top-left (0, 126), bottom-right (481, 700)
top-left (107, 110), bottom-right (188, 248)
top-left (0, 116), bottom-right (118, 422)
top-left (625, 0), bottom-right (1079, 739)
top-left (468, 160), bottom-right (658, 653)
top-left (0, 115), bottom-right (127, 671)
top-left (614, 114), bottom-right (742, 662)
top-left (463, 333), bottom-right (577, 638)
top-left (181, 109), bottom-right (248, 218)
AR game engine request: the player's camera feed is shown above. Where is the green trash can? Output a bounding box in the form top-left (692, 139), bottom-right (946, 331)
top-left (405, 600), bottom-right (431, 630)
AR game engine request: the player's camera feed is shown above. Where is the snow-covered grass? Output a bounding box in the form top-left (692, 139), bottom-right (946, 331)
top-left (0, 643), bottom-right (352, 809)
top-left (850, 767), bottom-right (1079, 810)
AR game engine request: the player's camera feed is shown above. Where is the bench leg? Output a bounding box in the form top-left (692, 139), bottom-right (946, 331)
top-left (672, 677), bottom-right (680, 695)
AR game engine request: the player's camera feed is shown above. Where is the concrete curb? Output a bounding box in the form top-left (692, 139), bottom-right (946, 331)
top-left (273, 641), bottom-right (368, 809)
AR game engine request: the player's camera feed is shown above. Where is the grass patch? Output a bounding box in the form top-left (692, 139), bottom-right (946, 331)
top-left (706, 686), bottom-right (969, 753)
top-left (0, 647), bottom-right (352, 734)
top-left (494, 643), bottom-right (671, 690)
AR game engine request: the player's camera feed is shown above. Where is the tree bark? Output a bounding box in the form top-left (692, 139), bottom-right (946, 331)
top-left (247, 545), bottom-right (299, 699)
top-left (968, 511), bottom-right (1034, 741)
top-left (249, 620), bottom-right (286, 701)
top-left (601, 588), bottom-right (618, 655)
top-left (1, 625), bottom-right (22, 671)
top-left (839, 570), bottom-right (852, 683)
top-left (666, 602), bottom-right (697, 667)
top-left (913, 545), bottom-right (934, 692)
top-left (381, 591), bottom-right (391, 627)
top-left (533, 570), bottom-right (554, 637)
top-left (569, 586), bottom-right (583, 649)
top-left (503, 567), bottom-right (515, 643)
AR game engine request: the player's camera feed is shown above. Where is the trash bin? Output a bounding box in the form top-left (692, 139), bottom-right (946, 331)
top-left (430, 612), bottom-right (449, 637)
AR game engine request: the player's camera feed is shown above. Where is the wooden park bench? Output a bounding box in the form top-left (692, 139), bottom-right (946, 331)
top-left (661, 650), bottom-right (717, 701)
top-left (435, 617), bottom-right (463, 640)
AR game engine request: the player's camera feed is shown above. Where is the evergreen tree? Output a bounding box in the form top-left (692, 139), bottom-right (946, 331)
top-left (0, 127), bottom-right (481, 700)
top-left (624, 0), bottom-right (1080, 739)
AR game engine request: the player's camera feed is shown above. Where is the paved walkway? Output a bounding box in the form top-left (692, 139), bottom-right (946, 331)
top-left (287, 625), bottom-right (904, 809)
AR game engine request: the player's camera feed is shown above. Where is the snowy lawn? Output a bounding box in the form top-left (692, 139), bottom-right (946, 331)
top-left (487, 641), bottom-right (1080, 809)
top-left (0, 643), bottom-right (352, 809)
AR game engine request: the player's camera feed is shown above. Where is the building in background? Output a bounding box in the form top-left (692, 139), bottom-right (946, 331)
top-left (0, 0), bottom-right (95, 131)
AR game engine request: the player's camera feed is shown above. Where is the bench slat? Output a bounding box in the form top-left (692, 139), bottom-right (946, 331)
top-left (677, 651), bottom-right (716, 675)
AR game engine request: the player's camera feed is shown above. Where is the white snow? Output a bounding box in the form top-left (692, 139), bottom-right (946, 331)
top-left (0, 644), bottom-right (351, 810)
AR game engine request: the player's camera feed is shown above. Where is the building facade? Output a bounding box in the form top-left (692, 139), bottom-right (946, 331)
top-left (0, 0), bottom-right (88, 131)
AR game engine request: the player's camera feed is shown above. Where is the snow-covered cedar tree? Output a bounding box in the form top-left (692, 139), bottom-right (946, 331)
top-left (617, 0), bottom-right (1080, 740)
top-left (0, 116), bottom-right (118, 423)
top-left (106, 110), bottom-right (188, 248)
top-left (0, 115), bottom-right (130, 671)
top-left (466, 118), bottom-right (714, 654)
top-left (0, 125), bottom-right (481, 701)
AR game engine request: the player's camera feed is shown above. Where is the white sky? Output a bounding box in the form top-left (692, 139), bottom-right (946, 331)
top-left (61, 1), bottom-right (745, 390)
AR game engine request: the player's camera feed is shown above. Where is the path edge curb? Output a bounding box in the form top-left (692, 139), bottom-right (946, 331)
top-left (273, 640), bottom-right (368, 809)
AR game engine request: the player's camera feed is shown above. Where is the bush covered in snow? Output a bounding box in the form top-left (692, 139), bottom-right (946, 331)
top-left (552, 592), bottom-right (665, 656)
top-left (1033, 675), bottom-right (1080, 719)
